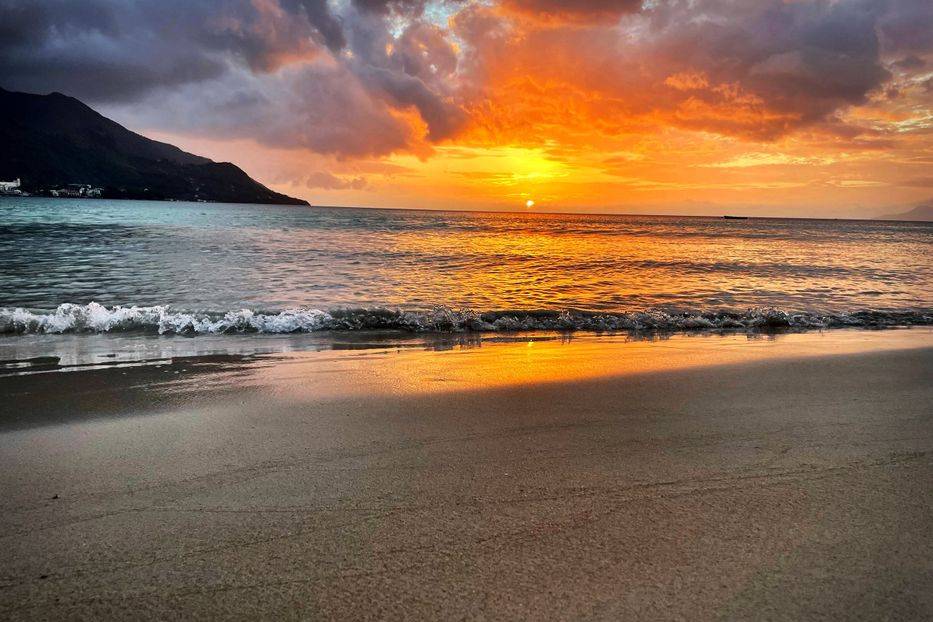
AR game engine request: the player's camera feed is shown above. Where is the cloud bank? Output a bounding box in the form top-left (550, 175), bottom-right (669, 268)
top-left (1, 0), bottom-right (930, 189)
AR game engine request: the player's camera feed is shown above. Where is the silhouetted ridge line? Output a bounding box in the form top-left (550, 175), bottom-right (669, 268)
top-left (0, 87), bottom-right (308, 205)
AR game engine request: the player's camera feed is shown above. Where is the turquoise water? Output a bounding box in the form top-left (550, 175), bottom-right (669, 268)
top-left (1, 197), bottom-right (930, 334)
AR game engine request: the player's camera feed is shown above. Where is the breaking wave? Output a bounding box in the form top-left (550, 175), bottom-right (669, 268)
top-left (1, 303), bottom-right (931, 336)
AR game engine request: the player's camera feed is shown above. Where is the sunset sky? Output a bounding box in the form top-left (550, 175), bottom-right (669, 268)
top-left (2, 0), bottom-right (931, 217)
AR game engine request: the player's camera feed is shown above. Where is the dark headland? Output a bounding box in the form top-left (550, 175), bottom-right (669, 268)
top-left (875, 201), bottom-right (933, 222)
top-left (0, 87), bottom-right (308, 205)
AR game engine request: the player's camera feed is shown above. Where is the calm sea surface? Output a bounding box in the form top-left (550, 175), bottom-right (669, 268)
top-left (1, 198), bottom-right (930, 334)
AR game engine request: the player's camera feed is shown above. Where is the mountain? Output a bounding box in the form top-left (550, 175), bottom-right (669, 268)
top-left (875, 201), bottom-right (933, 222)
top-left (0, 87), bottom-right (308, 205)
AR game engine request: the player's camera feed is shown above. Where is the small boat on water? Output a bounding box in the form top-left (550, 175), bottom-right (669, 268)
top-left (722, 215), bottom-right (749, 220)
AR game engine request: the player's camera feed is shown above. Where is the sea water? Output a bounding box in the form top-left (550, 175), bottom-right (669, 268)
top-left (1, 198), bottom-right (930, 335)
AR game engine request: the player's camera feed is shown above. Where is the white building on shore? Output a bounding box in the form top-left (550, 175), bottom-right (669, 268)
top-left (0, 178), bottom-right (22, 194)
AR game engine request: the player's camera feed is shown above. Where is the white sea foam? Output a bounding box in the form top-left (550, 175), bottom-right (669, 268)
top-left (1, 303), bottom-right (930, 336)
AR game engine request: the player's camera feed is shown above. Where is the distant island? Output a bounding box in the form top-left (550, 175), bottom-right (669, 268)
top-left (0, 87), bottom-right (308, 206)
top-left (875, 202), bottom-right (933, 222)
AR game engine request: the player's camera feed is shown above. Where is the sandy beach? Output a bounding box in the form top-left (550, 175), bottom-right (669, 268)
top-left (1, 329), bottom-right (931, 620)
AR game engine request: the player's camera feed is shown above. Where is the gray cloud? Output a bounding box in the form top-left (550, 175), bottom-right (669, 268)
top-left (636, 0), bottom-right (895, 137)
top-left (0, 0), bottom-right (467, 157)
top-left (305, 171), bottom-right (368, 189)
top-left (0, 0), bottom-right (352, 100)
top-left (878, 0), bottom-right (933, 55)
top-left (500, 0), bottom-right (643, 22)
top-left (0, 1), bottom-right (227, 101)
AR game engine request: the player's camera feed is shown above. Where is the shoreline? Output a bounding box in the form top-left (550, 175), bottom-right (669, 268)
top-left (1, 329), bottom-right (932, 618)
top-left (3, 304), bottom-right (932, 339)
top-left (2, 325), bottom-right (932, 377)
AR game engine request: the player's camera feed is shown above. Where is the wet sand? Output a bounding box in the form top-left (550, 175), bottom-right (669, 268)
top-left (1, 330), bottom-right (931, 620)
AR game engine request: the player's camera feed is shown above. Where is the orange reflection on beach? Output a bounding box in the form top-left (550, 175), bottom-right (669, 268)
top-left (240, 329), bottom-right (932, 403)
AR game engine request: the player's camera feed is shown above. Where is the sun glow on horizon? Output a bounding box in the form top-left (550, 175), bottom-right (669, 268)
top-left (124, 0), bottom-right (933, 219)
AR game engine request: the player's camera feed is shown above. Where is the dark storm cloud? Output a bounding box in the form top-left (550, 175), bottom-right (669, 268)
top-left (733, 0), bottom-right (891, 132)
top-left (352, 0), bottom-right (428, 16)
top-left (0, 0), bottom-right (335, 101)
top-left (893, 55), bottom-right (925, 70)
top-left (322, 3), bottom-right (467, 145)
top-left (0, 0), bottom-right (467, 157)
top-left (877, 0), bottom-right (933, 55)
top-left (350, 0), bottom-right (468, 18)
top-left (343, 13), bottom-right (466, 141)
top-left (281, 0), bottom-right (347, 51)
top-left (0, 1), bottom-right (216, 101)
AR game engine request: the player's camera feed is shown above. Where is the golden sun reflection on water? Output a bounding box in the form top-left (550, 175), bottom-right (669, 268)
top-left (250, 212), bottom-right (929, 313)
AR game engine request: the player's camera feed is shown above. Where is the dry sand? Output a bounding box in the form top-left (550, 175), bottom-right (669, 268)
top-left (0, 329), bottom-right (931, 620)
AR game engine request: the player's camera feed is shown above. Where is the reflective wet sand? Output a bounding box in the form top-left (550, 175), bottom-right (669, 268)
top-left (1, 330), bottom-right (931, 619)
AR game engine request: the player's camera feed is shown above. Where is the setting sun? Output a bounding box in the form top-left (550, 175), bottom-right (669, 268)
top-left (525, 199), bottom-right (535, 209)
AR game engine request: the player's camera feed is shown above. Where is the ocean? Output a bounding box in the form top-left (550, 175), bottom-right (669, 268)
top-left (1, 197), bottom-right (931, 336)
